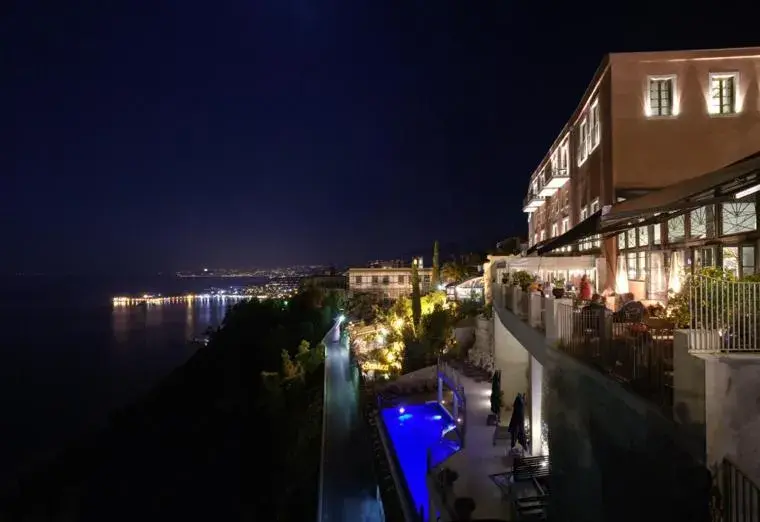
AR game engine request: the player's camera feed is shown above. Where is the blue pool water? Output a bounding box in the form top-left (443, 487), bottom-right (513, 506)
top-left (380, 402), bottom-right (461, 516)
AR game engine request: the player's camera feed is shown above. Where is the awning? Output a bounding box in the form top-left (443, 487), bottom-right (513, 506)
top-left (504, 254), bottom-right (597, 272)
top-left (526, 211), bottom-right (602, 255)
top-left (602, 150), bottom-right (760, 225)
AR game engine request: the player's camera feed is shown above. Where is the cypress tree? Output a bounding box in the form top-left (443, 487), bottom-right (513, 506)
top-left (431, 240), bottom-right (440, 290)
top-left (411, 258), bottom-right (422, 329)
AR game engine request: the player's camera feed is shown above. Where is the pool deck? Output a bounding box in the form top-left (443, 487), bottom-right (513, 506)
top-left (431, 368), bottom-right (514, 521)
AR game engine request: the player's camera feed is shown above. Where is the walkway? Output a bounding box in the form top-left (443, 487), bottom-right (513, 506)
top-left (319, 323), bottom-right (384, 522)
top-left (436, 366), bottom-right (513, 520)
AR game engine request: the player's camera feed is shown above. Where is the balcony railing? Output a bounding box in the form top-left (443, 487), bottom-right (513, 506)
top-left (688, 275), bottom-right (760, 352)
top-left (719, 457), bottom-right (760, 522)
top-left (523, 166), bottom-right (570, 213)
top-left (555, 303), bottom-right (674, 413)
top-left (523, 192), bottom-right (547, 213)
top-left (496, 284), bottom-right (674, 414)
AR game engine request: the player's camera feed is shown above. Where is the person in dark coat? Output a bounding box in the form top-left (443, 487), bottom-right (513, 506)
top-left (508, 393), bottom-right (527, 450)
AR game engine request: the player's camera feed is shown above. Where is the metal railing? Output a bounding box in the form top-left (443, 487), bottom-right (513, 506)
top-left (555, 303), bottom-right (674, 413)
top-left (689, 275), bottom-right (760, 353)
top-left (436, 359), bottom-right (467, 448)
top-left (719, 457), bottom-right (760, 522)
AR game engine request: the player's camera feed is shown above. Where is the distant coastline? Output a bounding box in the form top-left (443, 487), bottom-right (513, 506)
top-left (175, 274), bottom-right (263, 278)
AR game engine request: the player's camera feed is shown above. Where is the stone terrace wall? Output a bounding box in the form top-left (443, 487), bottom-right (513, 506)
top-left (494, 308), bottom-right (709, 522)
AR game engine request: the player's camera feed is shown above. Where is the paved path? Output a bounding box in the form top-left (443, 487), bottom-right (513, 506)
top-left (319, 324), bottom-right (384, 522)
top-left (436, 365), bottom-right (513, 520)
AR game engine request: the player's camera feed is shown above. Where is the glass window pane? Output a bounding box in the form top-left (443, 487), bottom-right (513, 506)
top-left (742, 246), bottom-right (755, 276)
top-left (627, 253), bottom-right (637, 280)
top-left (722, 247), bottom-right (739, 278)
top-left (648, 252), bottom-right (667, 301)
top-left (638, 226), bottom-right (649, 246)
top-left (668, 215), bottom-right (686, 241)
top-left (653, 223), bottom-right (662, 244)
top-left (721, 202), bottom-right (757, 235)
top-left (637, 252), bottom-right (647, 280)
top-left (691, 207), bottom-right (707, 238)
top-left (627, 228), bottom-right (637, 248)
top-left (618, 233), bottom-right (626, 250)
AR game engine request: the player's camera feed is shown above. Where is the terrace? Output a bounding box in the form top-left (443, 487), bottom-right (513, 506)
top-left (491, 273), bottom-right (760, 520)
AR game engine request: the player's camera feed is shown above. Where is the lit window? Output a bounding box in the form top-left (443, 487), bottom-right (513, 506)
top-left (690, 207), bottom-right (709, 238)
top-left (721, 201), bottom-right (756, 235)
top-left (627, 253), bottom-right (637, 280)
top-left (590, 198), bottom-right (600, 214)
top-left (561, 217), bottom-right (570, 234)
top-left (626, 252), bottom-right (647, 281)
top-left (580, 206), bottom-right (588, 222)
top-left (722, 247), bottom-right (739, 278)
top-left (709, 73), bottom-right (738, 115)
top-left (742, 246), bottom-right (756, 276)
top-left (589, 99), bottom-right (600, 151)
top-left (653, 223), bottom-right (661, 245)
top-left (638, 226), bottom-right (648, 246)
top-left (627, 228), bottom-right (636, 248)
top-left (637, 252), bottom-right (647, 280)
top-left (648, 76), bottom-right (675, 117)
top-left (618, 233), bottom-right (626, 250)
top-left (540, 230), bottom-right (545, 242)
top-left (551, 222), bottom-right (559, 238)
top-left (577, 118), bottom-right (588, 165)
top-left (668, 215), bottom-right (686, 242)
top-left (558, 140), bottom-right (569, 173)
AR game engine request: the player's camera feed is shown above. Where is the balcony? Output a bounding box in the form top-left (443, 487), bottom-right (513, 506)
top-left (523, 167), bottom-right (569, 213)
top-left (522, 192), bottom-right (546, 213)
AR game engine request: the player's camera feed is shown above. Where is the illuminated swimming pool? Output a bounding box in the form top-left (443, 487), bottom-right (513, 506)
top-left (380, 402), bottom-right (461, 517)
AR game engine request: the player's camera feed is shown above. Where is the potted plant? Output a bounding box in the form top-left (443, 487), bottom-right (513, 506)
top-left (488, 371), bottom-right (503, 425)
top-left (439, 467), bottom-right (459, 487)
top-left (453, 497), bottom-right (476, 521)
top-left (438, 467), bottom-right (459, 501)
top-left (511, 271), bottom-right (534, 292)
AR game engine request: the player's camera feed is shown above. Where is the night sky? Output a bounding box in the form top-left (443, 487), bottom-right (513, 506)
top-left (5, 1), bottom-right (757, 273)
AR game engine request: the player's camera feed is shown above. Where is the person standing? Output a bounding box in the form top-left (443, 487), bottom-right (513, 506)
top-left (508, 393), bottom-right (527, 451)
top-left (580, 275), bottom-right (592, 301)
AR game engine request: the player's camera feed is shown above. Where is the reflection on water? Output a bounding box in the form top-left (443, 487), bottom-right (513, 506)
top-left (0, 291), bottom-right (237, 483)
top-left (110, 299), bottom-right (232, 353)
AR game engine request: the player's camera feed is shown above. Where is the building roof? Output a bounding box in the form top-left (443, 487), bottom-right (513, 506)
top-left (456, 277), bottom-right (484, 290)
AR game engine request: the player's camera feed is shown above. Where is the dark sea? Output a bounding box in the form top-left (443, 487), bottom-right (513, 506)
top-left (0, 275), bottom-right (264, 482)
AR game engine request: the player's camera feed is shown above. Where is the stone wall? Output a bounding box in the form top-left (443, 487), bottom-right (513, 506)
top-left (474, 316), bottom-right (492, 354)
top-left (494, 308), bottom-right (710, 522)
top-left (673, 332), bottom-right (760, 485)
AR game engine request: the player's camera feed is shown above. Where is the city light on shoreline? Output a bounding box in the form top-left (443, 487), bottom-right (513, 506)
top-left (112, 294), bottom-right (254, 307)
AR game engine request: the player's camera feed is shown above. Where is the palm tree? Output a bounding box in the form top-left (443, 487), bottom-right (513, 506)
top-left (441, 261), bottom-right (467, 284)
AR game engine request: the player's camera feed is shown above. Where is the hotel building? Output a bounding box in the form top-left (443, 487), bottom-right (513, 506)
top-left (524, 47), bottom-right (760, 297)
top-left (348, 258), bottom-right (433, 299)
